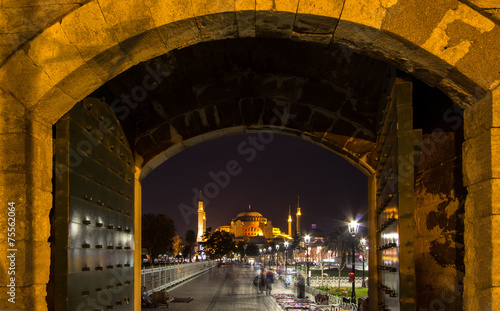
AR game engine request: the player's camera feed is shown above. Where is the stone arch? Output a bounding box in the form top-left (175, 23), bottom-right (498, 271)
top-left (0, 0), bottom-right (498, 121)
top-left (0, 1), bottom-right (499, 310)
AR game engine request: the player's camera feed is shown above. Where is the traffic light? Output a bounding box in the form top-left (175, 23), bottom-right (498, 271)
top-left (349, 272), bottom-right (355, 283)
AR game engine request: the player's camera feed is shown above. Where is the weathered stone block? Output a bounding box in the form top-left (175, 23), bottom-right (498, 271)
top-left (465, 215), bottom-right (500, 289)
top-left (0, 89), bottom-right (26, 133)
top-left (235, 0), bottom-right (255, 37)
top-left (60, 2), bottom-right (119, 61)
top-left (27, 190), bottom-right (52, 241)
top-left (145, 0), bottom-right (194, 27)
top-left (120, 28), bottom-right (169, 65)
top-left (85, 44), bottom-right (133, 82)
top-left (236, 11), bottom-right (256, 38)
top-left (192, 0), bottom-right (234, 16)
top-left (255, 11), bottom-right (295, 39)
top-left (463, 128), bottom-right (500, 186)
top-left (0, 133), bottom-right (28, 172)
top-left (256, 0), bottom-right (298, 12)
top-left (54, 63), bottom-right (104, 102)
top-left (99, 0), bottom-right (156, 42)
top-left (0, 49), bottom-right (54, 108)
top-left (464, 93), bottom-right (492, 139)
top-left (196, 13), bottom-right (239, 42)
top-left (32, 86), bottom-right (76, 124)
top-left (292, 0), bottom-right (342, 45)
top-left (474, 286), bottom-right (500, 311)
top-left (448, 13), bottom-right (500, 95)
top-left (24, 19), bottom-right (85, 87)
top-left (466, 179), bottom-right (500, 219)
top-left (156, 19), bottom-right (201, 51)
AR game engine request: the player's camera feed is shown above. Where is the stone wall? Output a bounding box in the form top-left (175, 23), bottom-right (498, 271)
top-left (413, 81), bottom-right (466, 309)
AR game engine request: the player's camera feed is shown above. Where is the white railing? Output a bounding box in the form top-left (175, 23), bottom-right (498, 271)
top-left (141, 261), bottom-right (217, 294)
top-left (305, 285), bottom-right (358, 311)
top-left (308, 276), bottom-right (365, 287)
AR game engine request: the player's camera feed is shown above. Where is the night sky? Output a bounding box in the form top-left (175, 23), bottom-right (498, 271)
top-left (142, 133), bottom-right (368, 238)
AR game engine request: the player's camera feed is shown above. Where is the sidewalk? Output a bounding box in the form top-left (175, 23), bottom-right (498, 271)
top-left (145, 263), bottom-right (289, 310)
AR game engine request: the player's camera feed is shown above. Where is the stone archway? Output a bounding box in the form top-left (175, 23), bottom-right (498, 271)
top-left (0, 1), bottom-right (499, 310)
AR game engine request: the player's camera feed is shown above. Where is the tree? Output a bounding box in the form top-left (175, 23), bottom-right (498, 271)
top-left (291, 232), bottom-right (303, 264)
top-left (181, 245), bottom-right (191, 259)
top-left (326, 228), bottom-right (351, 288)
top-left (185, 229), bottom-right (197, 261)
top-left (245, 243), bottom-right (259, 256)
top-left (172, 235), bottom-right (183, 257)
top-left (142, 213), bottom-right (176, 259)
top-left (203, 230), bottom-right (235, 260)
top-left (236, 240), bottom-right (246, 260)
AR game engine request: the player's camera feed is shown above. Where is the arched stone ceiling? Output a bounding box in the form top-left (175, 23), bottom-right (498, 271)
top-left (91, 38), bottom-right (392, 176)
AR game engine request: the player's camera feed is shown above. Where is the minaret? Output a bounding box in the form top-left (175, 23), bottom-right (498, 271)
top-left (288, 205), bottom-right (293, 236)
top-left (296, 196), bottom-right (301, 235)
top-left (197, 191), bottom-right (206, 242)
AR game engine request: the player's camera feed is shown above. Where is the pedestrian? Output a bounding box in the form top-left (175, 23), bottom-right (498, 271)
top-left (265, 271), bottom-right (274, 295)
top-left (257, 269), bottom-right (266, 293)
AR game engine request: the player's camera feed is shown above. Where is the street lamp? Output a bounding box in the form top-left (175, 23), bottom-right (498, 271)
top-left (276, 244), bottom-right (279, 271)
top-left (348, 220), bottom-right (359, 302)
top-left (360, 238), bottom-right (367, 287)
top-left (304, 235), bottom-right (311, 286)
top-left (268, 246), bottom-right (272, 268)
top-left (284, 241), bottom-right (289, 276)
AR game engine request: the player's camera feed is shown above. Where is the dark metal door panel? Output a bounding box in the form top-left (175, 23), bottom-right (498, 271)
top-left (375, 78), bottom-right (416, 310)
top-left (55, 98), bottom-right (135, 311)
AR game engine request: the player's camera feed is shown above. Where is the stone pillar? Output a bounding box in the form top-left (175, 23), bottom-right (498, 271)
top-left (367, 174), bottom-right (379, 311)
top-left (0, 90), bottom-right (53, 311)
top-left (134, 172), bottom-right (142, 311)
top-left (463, 86), bottom-right (500, 310)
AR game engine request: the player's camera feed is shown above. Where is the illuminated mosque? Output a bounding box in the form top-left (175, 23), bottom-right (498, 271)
top-left (197, 191), bottom-right (304, 242)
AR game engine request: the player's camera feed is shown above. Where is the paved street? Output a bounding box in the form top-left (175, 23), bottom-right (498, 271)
top-left (144, 263), bottom-right (296, 310)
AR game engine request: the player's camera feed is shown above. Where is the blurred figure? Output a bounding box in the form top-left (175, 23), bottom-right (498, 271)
top-left (265, 271), bottom-right (274, 295)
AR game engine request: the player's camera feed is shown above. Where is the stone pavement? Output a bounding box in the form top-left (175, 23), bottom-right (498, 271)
top-left (144, 263), bottom-right (297, 310)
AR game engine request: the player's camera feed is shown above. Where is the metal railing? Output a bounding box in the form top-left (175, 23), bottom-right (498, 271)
top-left (305, 285), bottom-right (358, 311)
top-left (283, 274), bottom-right (366, 287)
top-left (141, 261), bottom-right (217, 294)
top-left (308, 276), bottom-right (365, 287)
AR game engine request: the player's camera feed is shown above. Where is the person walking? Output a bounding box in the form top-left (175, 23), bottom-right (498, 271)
top-left (265, 271), bottom-right (274, 295)
top-left (255, 268), bottom-right (266, 294)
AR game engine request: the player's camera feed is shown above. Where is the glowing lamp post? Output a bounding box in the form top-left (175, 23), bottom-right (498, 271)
top-left (360, 238), bottom-right (367, 287)
top-left (276, 244), bottom-right (279, 270)
top-left (304, 235), bottom-right (311, 286)
top-left (284, 241), bottom-right (289, 275)
top-left (348, 220), bottom-right (359, 302)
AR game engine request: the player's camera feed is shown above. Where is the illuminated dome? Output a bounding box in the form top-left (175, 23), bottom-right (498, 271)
top-left (233, 205), bottom-right (266, 222)
top-left (236, 210), bottom-right (263, 218)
